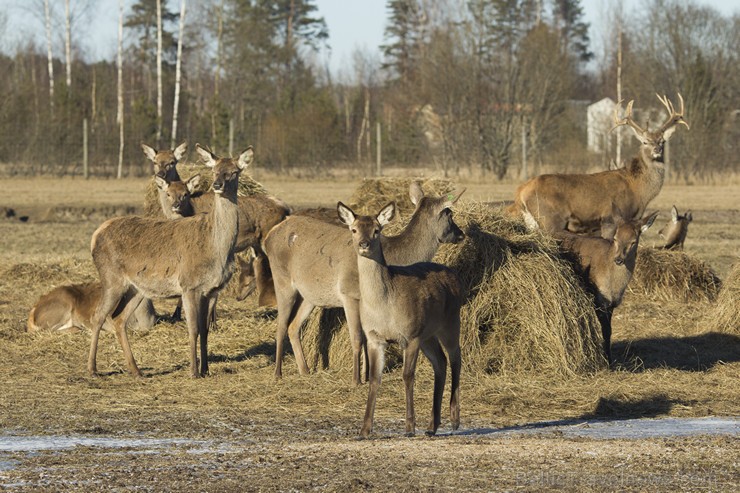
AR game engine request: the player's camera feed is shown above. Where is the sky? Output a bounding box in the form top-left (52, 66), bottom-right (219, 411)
top-left (0, 0), bottom-right (737, 74)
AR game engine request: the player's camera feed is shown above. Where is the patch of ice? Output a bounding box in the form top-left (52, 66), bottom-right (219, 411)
top-left (0, 435), bottom-right (196, 453)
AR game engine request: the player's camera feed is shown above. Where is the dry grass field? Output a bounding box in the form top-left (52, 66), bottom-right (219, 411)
top-left (0, 174), bottom-right (738, 492)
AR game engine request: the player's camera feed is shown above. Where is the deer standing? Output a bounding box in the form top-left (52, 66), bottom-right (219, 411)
top-left (28, 282), bottom-right (155, 334)
top-left (659, 205), bottom-right (692, 250)
top-left (510, 94), bottom-right (688, 233)
top-left (87, 144), bottom-right (252, 378)
top-left (553, 208), bottom-right (659, 365)
top-left (338, 202), bottom-right (462, 437)
top-left (263, 183), bottom-right (465, 385)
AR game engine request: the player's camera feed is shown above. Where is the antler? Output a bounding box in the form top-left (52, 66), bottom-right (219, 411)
top-left (655, 93), bottom-right (690, 135)
top-left (611, 99), bottom-right (647, 136)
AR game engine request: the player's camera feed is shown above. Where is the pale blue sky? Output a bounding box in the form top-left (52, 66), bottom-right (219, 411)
top-left (0, 0), bottom-right (737, 73)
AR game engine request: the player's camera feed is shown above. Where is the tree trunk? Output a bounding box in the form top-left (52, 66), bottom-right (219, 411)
top-left (117, 0), bottom-right (124, 179)
top-left (65, 0), bottom-right (72, 88)
top-left (156, 0), bottom-right (163, 144)
top-left (44, 0), bottom-right (54, 114)
top-left (171, 0), bottom-right (187, 148)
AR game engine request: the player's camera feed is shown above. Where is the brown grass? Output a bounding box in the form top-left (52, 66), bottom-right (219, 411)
top-left (347, 177), bottom-right (456, 217)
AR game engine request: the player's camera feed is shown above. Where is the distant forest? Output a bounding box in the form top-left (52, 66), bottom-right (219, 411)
top-left (0, 0), bottom-right (737, 181)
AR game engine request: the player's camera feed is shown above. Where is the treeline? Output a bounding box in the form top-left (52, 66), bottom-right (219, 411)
top-left (0, 0), bottom-right (737, 180)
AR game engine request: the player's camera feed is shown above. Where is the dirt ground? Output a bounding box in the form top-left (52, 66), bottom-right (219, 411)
top-left (0, 175), bottom-right (738, 492)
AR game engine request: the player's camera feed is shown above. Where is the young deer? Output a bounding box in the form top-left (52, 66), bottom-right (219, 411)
top-left (28, 282), bottom-right (155, 334)
top-left (87, 144), bottom-right (252, 378)
top-left (659, 205), bottom-right (692, 250)
top-left (338, 202), bottom-right (462, 438)
top-left (264, 182), bottom-right (465, 385)
top-left (555, 209), bottom-right (659, 365)
top-left (142, 142), bottom-right (188, 220)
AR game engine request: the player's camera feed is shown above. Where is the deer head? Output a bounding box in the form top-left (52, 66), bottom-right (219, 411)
top-left (154, 174), bottom-right (201, 217)
top-left (408, 182), bottom-right (466, 245)
top-left (613, 94), bottom-right (689, 161)
top-left (605, 210), bottom-right (659, 266)
top-left (142, 142), bottom-right (188, 182)
top-left (195, 144), bottom-right (253, 198)
top-left (338, 201), bottom-right (396, 259)
top-left (659, 205), bottom-right (692, 250)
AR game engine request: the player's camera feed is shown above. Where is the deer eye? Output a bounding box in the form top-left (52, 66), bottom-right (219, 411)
top-left (374, 229), bottom-right (380, 236)
top-left (351, 228), bottom-right (357, 234)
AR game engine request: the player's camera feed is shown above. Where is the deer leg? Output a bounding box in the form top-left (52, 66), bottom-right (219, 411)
top-left (420, 339), bottom-right (447, 436)
top-left (596, 308), bottom-right (614, 367)
top-left (181, 290), bottom-right (204, 378)
top-left (171, 298), bottom-right (183, 322)
top-left (274, 289), bottom-right (299, 379)
top-left (287, 298), bottom-right (315, 376)
top-left (207, 293), bottom-right (218, 332)
top-left (342, 296), bottom-right (365, 386)
top-left (402, 338), bottom-right (421, 437)
top-left (112, 290), bottom-right (147, 377)
top-left (199, 295), bottom-right (211, 376)
top-left (254, 253), bottom-right (277, 307)
top-left (361, 338), bottom-right (386, 439)
top-left (87, 281), bottom-right (127, 377)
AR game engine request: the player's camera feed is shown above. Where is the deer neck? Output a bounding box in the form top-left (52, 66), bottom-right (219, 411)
top-left (356, 245), bottom-right (392, 307)
top-left (632, 147), bottom-right (666, 211)
top-left (384, 211), bottom-right (438, 264)
top-left (209, 191), bottom-right (240, 265)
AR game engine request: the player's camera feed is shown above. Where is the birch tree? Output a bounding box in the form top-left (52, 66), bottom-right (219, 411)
top-left (156, 0), bottom-right (163, 143)
top-left (171, 0), bottom-right (186, 147)
top-left (65, 0), bottom-right (71, 88)
top-left (43, 0), bottom-right (54, 112)
top-left (117, 0), bottom-right (125, 179)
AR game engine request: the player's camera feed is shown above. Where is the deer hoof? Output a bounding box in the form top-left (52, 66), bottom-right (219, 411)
top-left (424, 430), bottom-right (436, 437)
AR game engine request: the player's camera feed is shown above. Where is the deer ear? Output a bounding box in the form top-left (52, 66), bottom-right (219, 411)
top-left (337, 202), bottom-right (356, 227)
top-left (154, 175), bottom-right (168, 191)
top-left (186, 174), bottom-right (201, 194)
top-left (141, 143), bottom-right (157, 162)
top-left (174, 142), bottom-right (188, 161)
top-left (238, 146), bottom-right (254, 170)
top-left (409, 181), bottom-right (424, 206)
top-left (600, 216), bottom-right (617, 241)
top-left (446, 188), bottom-right (466, 208)
top-left (196, 144), bottom-right (217, 167)
top-left (662, 125), bottom-right (678, 142)
top-left (671, 205), bottom-right (678, 222)
top-left (641, 211), bottom-right (659, 232)
top-left (686, 211), bottom-right (693, 222)
top-left (377, 202), bottom-right (396, 227)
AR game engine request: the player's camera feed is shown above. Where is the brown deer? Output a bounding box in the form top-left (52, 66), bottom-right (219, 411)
top-left (28, 282), bottom-right (156, 334)
top-left (263, 182), bottom-right (465, 385)
top-left (87, 144), bottom-right (252, 378)
top-left (234, 248), bottom-right (277, 306)
top-left (510, 94), bottom-right (688, 233)
top-left (142, 142), bottom-right (188, 220)
top-left (659, 205), bottom-right (692, 250)
top-left (553, 208), bottom-right (659, 365)
top-left (338, 201), bottom-right (462, 437)
top-left (155, 171), bottom-right (289, 309)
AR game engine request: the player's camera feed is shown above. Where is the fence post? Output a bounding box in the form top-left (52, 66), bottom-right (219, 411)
top-left (83, 118), bottom-right (89, 179)
top-left (376, 122), bottom-right (382, 177)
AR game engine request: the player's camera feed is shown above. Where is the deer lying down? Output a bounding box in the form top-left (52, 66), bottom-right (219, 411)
top-left (553, 210), bottom-right (659, 365)
top-left (88, 144), bottom-right (251, 378)
top-left (263, 182), bottom-right (465, 385)
top-left (28, 282), bottom-right (156, 334)
top-left (338, 202), bottom-right (462, 438)
top-left (510, 94), bottom-right (688, 233)
top-left (659, 205), bottom-right (692, 250)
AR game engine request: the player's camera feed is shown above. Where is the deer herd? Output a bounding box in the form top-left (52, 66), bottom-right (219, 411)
top-left (27, 94), bottom-right (690, 437)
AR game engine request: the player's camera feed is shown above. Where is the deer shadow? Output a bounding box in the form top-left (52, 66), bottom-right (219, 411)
top-left (613, 332), bottom-right (740, 372)
top-left (209, 340), bottom-right (278, 364)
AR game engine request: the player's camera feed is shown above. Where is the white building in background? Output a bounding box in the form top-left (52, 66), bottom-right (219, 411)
top-left (587, 97), bottom-right (616, 154)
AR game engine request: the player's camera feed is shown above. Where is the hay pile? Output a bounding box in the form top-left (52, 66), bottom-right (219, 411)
top-left (704, 262), bottom-right (739, 334)
top-left (300, 198), bottom-right (605, 379)
top-left (347, 177), bottom-right (456, 218)
top-left (143, 162), bottom-right (268, 217)
top-left (629, 248), bottom-right (722, 302)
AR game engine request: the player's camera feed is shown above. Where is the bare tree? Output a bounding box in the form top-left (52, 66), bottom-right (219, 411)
top-left (117, 0), bottom-right (124, 179)
top-left (64, 0), bottom-right (71, 88)
top-left (156, 0), bottom-right (163, 144)
top-left (43, 0), bottom-right (54, 112)
top-left (171, 0), bottom-right (187, 148)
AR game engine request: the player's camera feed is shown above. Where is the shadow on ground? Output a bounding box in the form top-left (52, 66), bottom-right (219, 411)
top-left (614, 332), bottom-right (740, 371)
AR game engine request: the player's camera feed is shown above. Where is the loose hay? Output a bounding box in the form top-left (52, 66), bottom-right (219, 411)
top-left (629, 248), bottom-right (722, 302)
top-left (143, 163), bottom-right (268, 217)
top-left (704, 261), bottom-right (739, 334)
top-left (300, 201), bottom-right (605, 379)
top-left (347, 177), bottom-right (456, 218)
